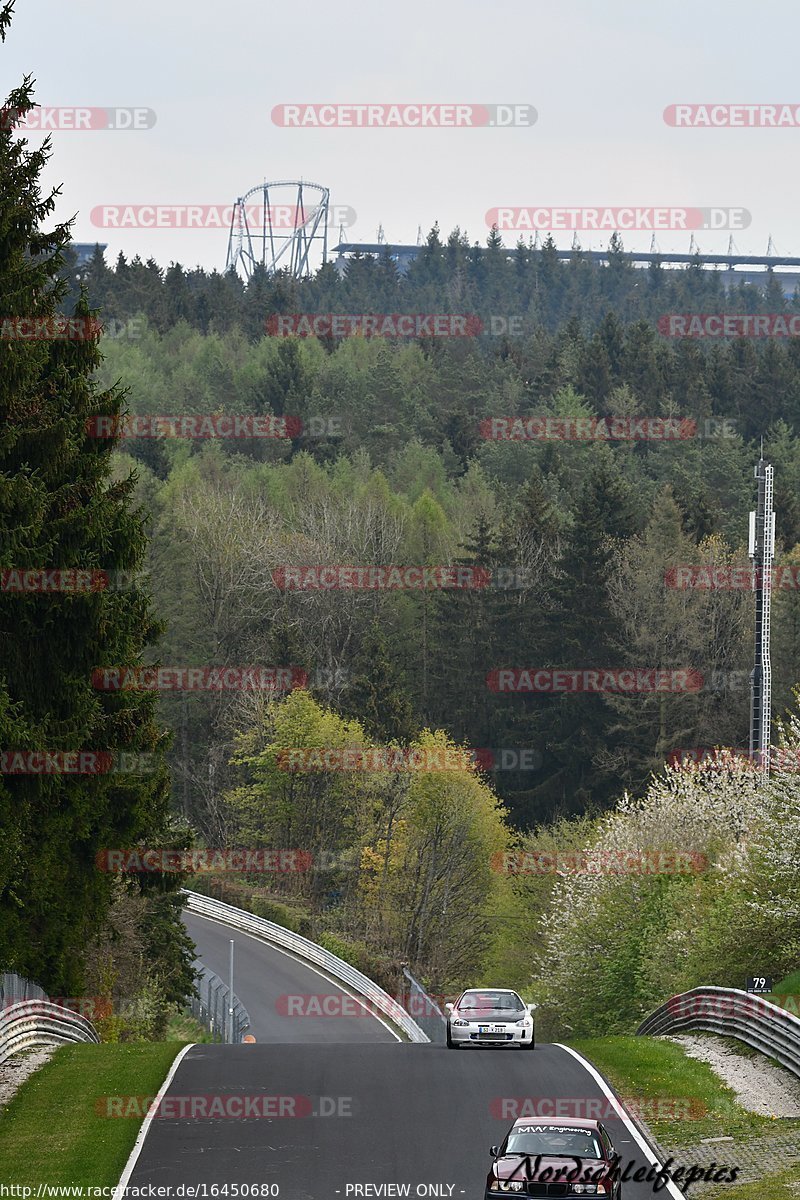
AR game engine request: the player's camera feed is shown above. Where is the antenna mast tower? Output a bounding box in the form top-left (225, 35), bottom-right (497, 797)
top-left (748, 456), bottom-right (775, 772)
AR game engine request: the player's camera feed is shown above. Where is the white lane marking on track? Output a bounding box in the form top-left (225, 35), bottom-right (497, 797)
top-left (115, 1042), bottom-right (195, 1194)
top-left (553, 1043), bottom-right (687, 1199)
top-left (188, 911), bottom-right (403, 1042)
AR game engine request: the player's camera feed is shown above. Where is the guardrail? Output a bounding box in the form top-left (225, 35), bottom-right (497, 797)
top-left (637, 986), bottom-right (800, 1079)
top-left (0, 972), bottom-right (47, 1008)
top-left (401, 966), bottom-right (447, 1043)
top-left (191, 963), bottom-right (251, 1043)
top-left (183, 890), bottom-right (429, 1043)
top-left (0, 999), bottom-right (100, 1065)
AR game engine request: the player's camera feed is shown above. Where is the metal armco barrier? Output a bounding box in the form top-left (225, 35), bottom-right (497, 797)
top-left (183, 890), bottom-right (429, 1042)
top-left (0, 972), bottom-right (47, 1008)
top-left (191, 962), bottom-right (251, 1043)
top-left (637, 986), bottom-right (800, 1079)
top-left (401, 966), bottom-right (447, 1043)
top-left (0, 998), bottom-right (99, 1064)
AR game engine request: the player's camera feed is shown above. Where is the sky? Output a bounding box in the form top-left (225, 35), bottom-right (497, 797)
top-left (4, 0), bottom-right (800, 273)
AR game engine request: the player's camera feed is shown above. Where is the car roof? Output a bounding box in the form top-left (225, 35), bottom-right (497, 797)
top-left (512, 1117), bottom-right (602, 1131)
top-left (461, 987), bottom-right (519, 993)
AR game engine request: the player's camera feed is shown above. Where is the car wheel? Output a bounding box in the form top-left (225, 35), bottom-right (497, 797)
top-left (446, 1023), bottom-right (456, 1048)
top-left (522, 1030), bottom-right (535, 1049)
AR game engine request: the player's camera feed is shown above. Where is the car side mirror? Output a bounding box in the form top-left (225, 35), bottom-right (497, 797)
top-left (527, 1003), bottom-right (537, 1013)
top-left (445, 1002), bottom-right (454, 1012)
top-left (489, 1146), bottom-right (499, 1157)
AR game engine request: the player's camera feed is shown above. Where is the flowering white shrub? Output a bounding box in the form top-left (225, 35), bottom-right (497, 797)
top-left (744, 710), bottom-right (800, 933)
top-left (532, 754), bottom-right (772, 1035)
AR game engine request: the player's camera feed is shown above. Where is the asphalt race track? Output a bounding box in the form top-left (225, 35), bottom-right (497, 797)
top-left (124, 914), bottom-right (689, 1198)
top-left (184, 911), bottom-right (396, 1043)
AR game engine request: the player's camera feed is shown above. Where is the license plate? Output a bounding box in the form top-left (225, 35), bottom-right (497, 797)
top-left (479, 1024), bottom-right (505, 1033)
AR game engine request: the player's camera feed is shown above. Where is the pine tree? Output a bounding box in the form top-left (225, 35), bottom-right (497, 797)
top-left (0, 10), bottom-right (173, 993)
top-left (531, 454), bottom-right (639, 813)
top-left (426, 514), bottom-right (501, 745)
top-left (340, 622), bottom-right (418, 744)
top-left (77, 245), bottom-right (113, 315)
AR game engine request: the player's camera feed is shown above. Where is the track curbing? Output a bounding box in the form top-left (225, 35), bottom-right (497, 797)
top-left (114, 1042), bottom-right (195, 1195)
top-left (554, 1042), bottom-right (687, 1199)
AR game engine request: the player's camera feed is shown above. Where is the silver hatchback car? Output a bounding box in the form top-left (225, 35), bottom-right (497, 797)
top-left (445, 988), bottom-right (535, 1048)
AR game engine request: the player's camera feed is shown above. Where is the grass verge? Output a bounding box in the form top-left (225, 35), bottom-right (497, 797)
top-left (702, 1166), bottom-right (800, 1199)
top-left (570, 1036), bottom-right (800, 1195)
top-left (772, 969), bottom-right (800, 996)
top-left (0, 1042), bottom-right (186, 1185)
top-left (165, 1011), bottom-right (215, 1043)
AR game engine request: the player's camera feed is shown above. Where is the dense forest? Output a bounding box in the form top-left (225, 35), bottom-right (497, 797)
top-left (75, 240), bottom-right (800, 1015)
top-left (70, 240), bottom-right (800, 835)
top-left (5, 27), bottom-right (800, 1027)
top-left (63, 227), bottom-right (799, 349)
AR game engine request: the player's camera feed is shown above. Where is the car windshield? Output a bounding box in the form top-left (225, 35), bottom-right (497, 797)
top-left (458, 991), bottom-right (522, 1011)
top-left (504, 1128), bottom-right (603, 1160)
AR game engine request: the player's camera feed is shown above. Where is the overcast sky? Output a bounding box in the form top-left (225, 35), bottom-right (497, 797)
top-left (4, 0), bottom-right (799, 272)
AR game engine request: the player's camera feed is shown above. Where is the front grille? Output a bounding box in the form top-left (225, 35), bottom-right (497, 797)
top-left (472, 1032), bottom-right (513, 1041)
top-left (526, 1185), bottom-right (568, 1198)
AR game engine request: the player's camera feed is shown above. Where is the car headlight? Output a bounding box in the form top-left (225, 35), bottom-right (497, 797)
top-left (452, 1019), bottom-right (469, 1026)
top-left (571, 1186), bottom-right (603, 1195)
top-left (515, 1017), bottom-right (531, 1027)
top-left (490, 1182), bottom-right (523, 1193)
